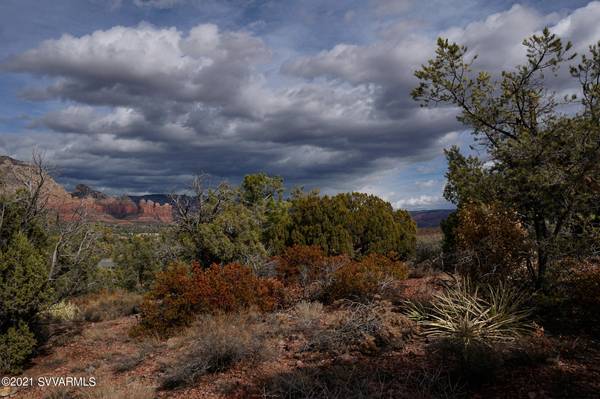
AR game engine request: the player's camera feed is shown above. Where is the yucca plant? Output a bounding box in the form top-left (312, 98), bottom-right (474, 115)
top-left (407, 279), bottom-right (532, 348)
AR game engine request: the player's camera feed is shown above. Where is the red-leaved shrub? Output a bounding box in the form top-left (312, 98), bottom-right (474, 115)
top-left (325, 253), bottom-right (409, 301)
top-left (133, 261), bottom-right (285, 337)
top-left (275, 245), bottom-right (329, 285)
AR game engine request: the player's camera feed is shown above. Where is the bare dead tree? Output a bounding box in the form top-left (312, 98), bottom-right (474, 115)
top-left (170, 173), bottom-right (235, 235)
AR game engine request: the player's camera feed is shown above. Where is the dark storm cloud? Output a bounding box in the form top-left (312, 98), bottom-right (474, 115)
top-left (2, 2), bottom-right (600, 199)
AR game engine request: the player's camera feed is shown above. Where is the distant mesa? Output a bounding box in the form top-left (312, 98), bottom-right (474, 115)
top-left (0, 155), bottom-right (173, 224)
top-left (67, 184), bottom-right (174, 223)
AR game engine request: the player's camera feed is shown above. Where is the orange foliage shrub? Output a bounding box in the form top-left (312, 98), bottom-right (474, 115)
top-left (325, 253), bottom-right (408, 301)
top-left (133, 262), bottom-right (285, 337)
top-left (275, 245), bottom-right (350, 287)
top-left (276, 245), bottom-right (327, 285)
top-left (455, 202), bottom-right (531, 282)
top-left (194, 263), bottom-right (286, 313)
top-left (274, 245), bottom-right (408, 302)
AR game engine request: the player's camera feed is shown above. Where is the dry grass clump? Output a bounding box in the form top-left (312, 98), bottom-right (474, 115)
top-left (85, 381), bottom-right (154, 399)
top-left (43, 382), bottom-right (154, 399)
top-left (160, 312), bottom-right (277, 390)
top-left (74, 290), bottom-right (142, 322)
top-left (290, 301), bottom-right (324, 330)
top-left (308, 301), bottom-right (414, 354)
top-left (111, 351), bottom-right (145, 373)
top-left (44, 301), bottom-right (81, 322)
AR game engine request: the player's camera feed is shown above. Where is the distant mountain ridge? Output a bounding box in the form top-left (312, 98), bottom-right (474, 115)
top-left (409, 209), bottom-right (454, 228)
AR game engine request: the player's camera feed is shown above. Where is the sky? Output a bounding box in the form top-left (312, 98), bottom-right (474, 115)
top-left (1, 0), bottom-right (599, 209)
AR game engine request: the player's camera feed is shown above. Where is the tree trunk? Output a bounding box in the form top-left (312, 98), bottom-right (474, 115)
top-left (536, 248), bottom-right (547, 289)
top-left (534, 213), bottom-right (549, 289)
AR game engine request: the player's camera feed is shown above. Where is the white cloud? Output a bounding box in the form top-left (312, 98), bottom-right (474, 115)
top-left (394, 195), bottom-right (442, 208)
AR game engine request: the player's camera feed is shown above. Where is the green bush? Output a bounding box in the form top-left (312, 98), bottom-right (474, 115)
top-left (0, 321), bottom-right (37, 373)
top-left (0, 229), bottom-right (52, 374)
top-left (288, 191), bottom-right (416, 259)
top-left (0, 232), bottom-right (52, 321)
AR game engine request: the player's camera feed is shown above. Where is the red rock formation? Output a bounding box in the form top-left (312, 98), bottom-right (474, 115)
top-left (138, 199), bottom-right (173, 222)
top-left (0, 156), bottom-right (173, 224)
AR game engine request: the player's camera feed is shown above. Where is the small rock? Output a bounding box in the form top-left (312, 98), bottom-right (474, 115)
top-left (339, 354), bottom-right (357, 364)
top-left (295, 360), bottom-right (304, 367)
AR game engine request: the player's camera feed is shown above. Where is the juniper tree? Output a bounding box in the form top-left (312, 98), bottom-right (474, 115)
top-left (413, 29), bottom-right (600, 287)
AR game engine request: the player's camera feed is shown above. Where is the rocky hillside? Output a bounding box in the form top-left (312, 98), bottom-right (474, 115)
top-left (0, 156), bottom-right (173, 224)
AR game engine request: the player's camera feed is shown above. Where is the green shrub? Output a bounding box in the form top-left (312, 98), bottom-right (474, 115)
top-left (0, 230), bottom-right (52, 374)
top-left (0, 321), bottom-right (37, 373)
top-left (288, 191), bottom-right (416, 259)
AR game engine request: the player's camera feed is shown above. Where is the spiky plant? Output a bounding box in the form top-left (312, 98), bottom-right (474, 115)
top-left (408, 279), bottom-right (532, 348)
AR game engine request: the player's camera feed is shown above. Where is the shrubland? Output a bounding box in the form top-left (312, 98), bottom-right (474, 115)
top-left (1, 26), bottom-right (599, 399)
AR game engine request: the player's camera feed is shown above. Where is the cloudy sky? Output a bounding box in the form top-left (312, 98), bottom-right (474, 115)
top-left (1, 0), bottom-right (599, 209)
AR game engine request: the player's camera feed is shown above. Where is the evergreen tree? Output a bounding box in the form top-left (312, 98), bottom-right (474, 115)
top-left (413, 30), bottom-right (600, 287)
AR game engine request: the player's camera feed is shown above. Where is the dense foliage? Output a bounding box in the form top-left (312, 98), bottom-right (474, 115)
top-left (174, 174), bottom-right (416, 267)
top-left (288, 191), bottom-right (416, 259)
top-left (453, 203), bottom-right (531, 282)
top-left (413, 29), bottom-right (600, 287)
top-left (134, 261), bottom-right (285, 336)
top-left (0, 197), bottom-right (51, 372)
top-left (0, 160), bottom-right (100, 373)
